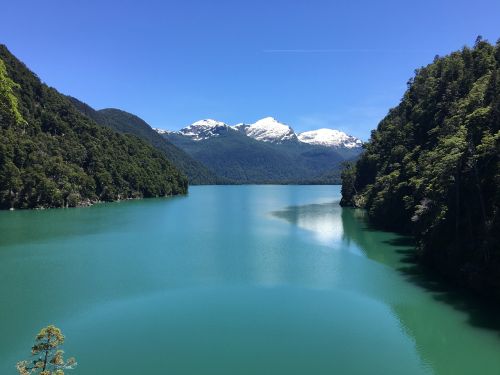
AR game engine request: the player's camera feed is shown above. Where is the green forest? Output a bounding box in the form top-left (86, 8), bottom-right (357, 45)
top-left (341, 38), bottom-right (500, 297)
top-left (0, 45), bottom-right (187, 209)
top-left (68, 99), bottom-right (220, 185)
top-left (164, 130), bottom-right (350, 184)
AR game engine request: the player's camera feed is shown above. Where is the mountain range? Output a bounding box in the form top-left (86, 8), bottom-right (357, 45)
top-left (155, 117), bottom-right (363, 184)
top-left (0, 42), bottom-right (364, 209)
top-left (157, 117), bottom-right (362, 148)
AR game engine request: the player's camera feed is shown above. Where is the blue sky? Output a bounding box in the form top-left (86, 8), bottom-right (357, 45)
top-left (2, 0), bottom-right (499, 140)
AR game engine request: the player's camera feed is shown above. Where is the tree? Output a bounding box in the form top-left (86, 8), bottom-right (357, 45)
top-left (340, 37), bottom-right (500, 298)
top-left (0, 58), bottom-right (25, 127)
top-left (16, 325), bottom-right (77, 375)
top-left (340, 162), bottom-right (357, 206)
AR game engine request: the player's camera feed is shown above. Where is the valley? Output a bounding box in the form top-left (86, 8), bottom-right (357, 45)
top-left (157, 117), bottom-right (362, 184)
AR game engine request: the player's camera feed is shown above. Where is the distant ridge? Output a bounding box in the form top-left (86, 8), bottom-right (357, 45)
top-left (159, 116), bottom-right (363, 148)
top-left (68, 99), bottom-right (221, 185)
top-left (156, 117), bottom-right (363, 184)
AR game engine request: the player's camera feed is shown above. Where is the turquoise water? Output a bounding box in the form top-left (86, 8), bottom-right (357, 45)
top-left (1, 185), bottom-right (499, 374)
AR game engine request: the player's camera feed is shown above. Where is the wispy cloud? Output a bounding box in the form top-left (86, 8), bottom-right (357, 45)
top-left (262, 48), bottom-right (432, 54)
top-left (263, 49), bottom-right (380, 53)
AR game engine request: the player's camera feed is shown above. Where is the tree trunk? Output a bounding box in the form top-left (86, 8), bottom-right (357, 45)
top-left (42, 333), bottom-right (51, 371)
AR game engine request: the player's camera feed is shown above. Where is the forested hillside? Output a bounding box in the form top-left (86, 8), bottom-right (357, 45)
top-left (68, 99), bottom-right (220, 184)
top-left (341, 38), bottom-right (500, 296)
top-left (0, 45), bottom-right (187, 209)
top-left (164, 129), bottom-right (349, 184)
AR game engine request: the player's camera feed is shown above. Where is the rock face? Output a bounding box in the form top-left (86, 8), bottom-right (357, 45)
top-left (298, 128), bottom-right (363, 149)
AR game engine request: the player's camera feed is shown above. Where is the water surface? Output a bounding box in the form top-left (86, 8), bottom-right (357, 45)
top-left (1, 185), bottom-right (499, 374)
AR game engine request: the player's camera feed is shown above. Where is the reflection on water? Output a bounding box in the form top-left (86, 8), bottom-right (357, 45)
top-left (2, 186), bottom-right (500, 375)
top-left (274, 198), bottom-right (500, 375)
top-left (272, 201), bottom-right (347, 248)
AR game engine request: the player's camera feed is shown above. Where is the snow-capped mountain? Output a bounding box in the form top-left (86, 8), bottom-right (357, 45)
top-left (178, 119), bottom-right (233, 141)
top-left (156, 117), bottom-right (362, 148)
top-left (237, 117), bottom-right (298, 144)
top-left (155, 117), bottom-right (364, 184)
top-left (170, 117), bottom-right (297, 144)
top-left (298, 129), bottom-right (363, 149)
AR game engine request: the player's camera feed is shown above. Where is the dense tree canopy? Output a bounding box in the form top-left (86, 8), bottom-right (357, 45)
top-left (68, 99), bottom-right (220, 185)
top-left (341, 38), bottom-right (500, 297)
top-left (164, 130), bottom-right (351, 184)
top-left (0, 45), bottom-right (187, 209)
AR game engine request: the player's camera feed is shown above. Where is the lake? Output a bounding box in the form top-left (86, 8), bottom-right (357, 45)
top-left (1, 185), bottom-right (499, 374)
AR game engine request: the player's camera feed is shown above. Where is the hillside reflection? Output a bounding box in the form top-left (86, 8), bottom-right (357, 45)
top-left (340, 206), bottom-right (500, 375)
top-left (273, 200), bottom-right (500, 375)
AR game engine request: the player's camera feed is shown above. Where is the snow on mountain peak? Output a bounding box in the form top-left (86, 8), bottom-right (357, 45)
top-left (180, 119), bottom-right (231, 141)
top-left (298, 128), bottom-right (363, 148)
top-left (191, 119), bottom-right (226, 127)
top-left (245, 117), bottom-right (297, 143)
top-left (155, 117), bottom-right (363, 149)
top-left (153, 128), bottom-right (171, 135)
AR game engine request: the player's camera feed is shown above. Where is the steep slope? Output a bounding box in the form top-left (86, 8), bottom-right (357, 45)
top-left (161, 120), bottom-right (348, 183)
top-left (68, 99), bottom-right (219, 185)
top-left (0, 44), bottom-right (187, 209)
top-left (164, 129), bottom-right (300, 183)
top-left (341, 38), bottom-right (500, 297)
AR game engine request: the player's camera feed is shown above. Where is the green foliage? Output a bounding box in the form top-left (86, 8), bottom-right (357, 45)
top-left (164, 130), bottom-right (355, 184)
top-left (340, 162), bottom-right (357, 205)
top-left (68, 99), bottom-right (220, 184)
top-left (341, 38), bottom-right (500, 297)
top-left (0, 58), bottom-right (25, 126)
top-left (16, 325), bottom-right (76, 375)
top-left (0, 45), bottom-right (187, 209)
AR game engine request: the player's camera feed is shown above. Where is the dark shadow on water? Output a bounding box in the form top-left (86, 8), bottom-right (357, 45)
top-left (384, 237), bottom-right (417, 248)
top-left (273, 202), bottom-right (500, 337)
top-left (398, 259), bottom-right (500, 334)
top-left (341, 207), bottom-right (500, 336)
